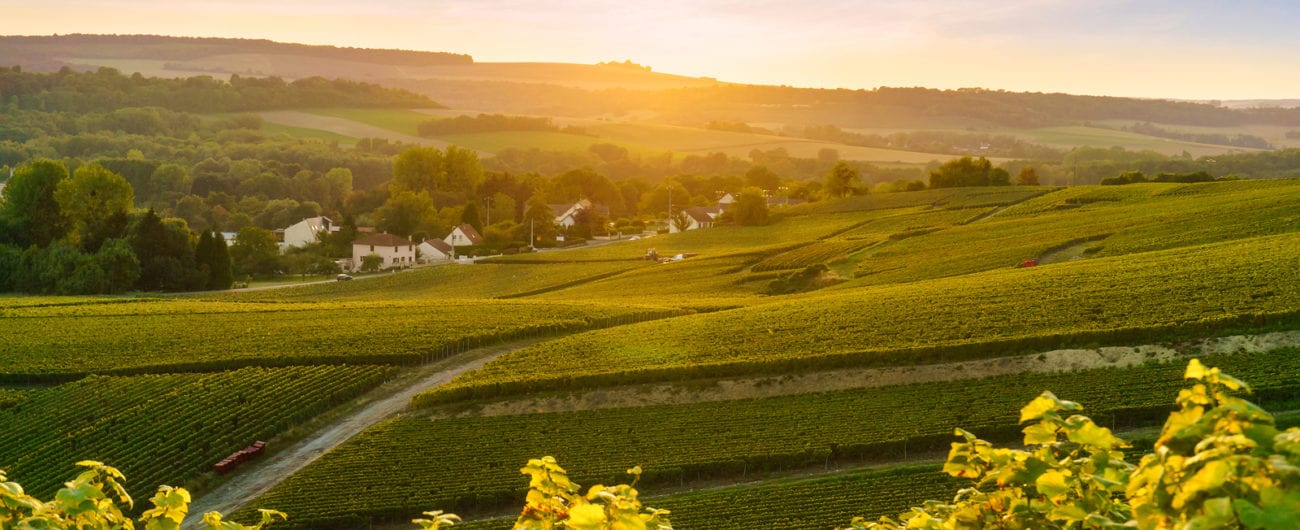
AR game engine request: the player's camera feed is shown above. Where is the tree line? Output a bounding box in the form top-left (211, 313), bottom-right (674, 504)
top-left (0, 159), bottom-right (232, 294)
top-left (0, 66), bottom-right (437, 114)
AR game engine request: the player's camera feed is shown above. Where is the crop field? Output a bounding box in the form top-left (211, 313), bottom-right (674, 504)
top-left (242, 348), bottom-right (1300, 525)
top-left (0, 365), bottom-right (394, 501)
top-left (585, 122), bottom-right (962, 163)
top-left (211, 261), bottom-right (651, 302)
top-left (261, 121), bottom-right (358, 145)
top-left (831, 206), bottom-right (990, 242)
top-left (490, 211), bottom-right (886, 265)
top-left (783, 186), bottom-right (1049, 215)
top-left (751, 240), bottom-right (874, 272)
top-left (303, 108), bottom-right (436, 136)
top-left (855, 180), bottom-right (1300, 284)
top-left (419, 232), bottom-right (1300, 402)
top-left (431, 131), bottom-right (613, 153)
top-left (0, 298), bottom-right (681, 379)
top-left (455, 464), bottom-right (957, 530)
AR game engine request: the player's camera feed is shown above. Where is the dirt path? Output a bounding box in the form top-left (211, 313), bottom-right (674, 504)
top-left (962, 188), bottom-right (1057, 225)
top-left (180, 340), bottom-right (538, 528)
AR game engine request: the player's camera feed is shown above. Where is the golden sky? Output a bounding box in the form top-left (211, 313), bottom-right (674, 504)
top-left (6, 0), bottom-right (1299, 100)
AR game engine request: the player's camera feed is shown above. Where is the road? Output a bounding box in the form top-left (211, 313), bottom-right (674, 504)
top-left (180, 340), bottom-right (537, 528)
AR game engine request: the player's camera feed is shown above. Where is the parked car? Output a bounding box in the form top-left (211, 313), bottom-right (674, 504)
top-left (336, 273), bottom-right (353, 281)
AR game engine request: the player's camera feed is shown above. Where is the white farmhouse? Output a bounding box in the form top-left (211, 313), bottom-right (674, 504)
top-left (670, 207), bottom-right (718, 233)
top-left (352, 233), bottom-right (415, 270)
top-left (418, 238), bottom-right (454, 262)
top-left (716, 192), bottom-right (735, 213)
top-left (444, 224), bottom-right (485, 247)
top-left (282, 216), bottom-right (337, 249)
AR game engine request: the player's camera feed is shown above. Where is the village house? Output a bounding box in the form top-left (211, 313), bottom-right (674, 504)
top-left (549, 199), bottom-right (610, 228)
top-left (281, 216), bottom-right (337, 250)
top-left (351, 233), bottom-right (415, 270)
top-left (417, 238), bottom-right (454, 262)
top-left (444, 224), bottom-right (484, 247)
top-left (671, 206), bottom-right (719, 233)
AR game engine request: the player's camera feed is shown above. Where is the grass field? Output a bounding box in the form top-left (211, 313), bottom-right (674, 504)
top-left (302, 108), bottom-right (435, 136)
top-left (260, 122), bottom-right (357, 145)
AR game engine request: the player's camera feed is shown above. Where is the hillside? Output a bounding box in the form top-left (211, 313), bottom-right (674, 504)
top-left (5, 180), bottom-right (1300, 528)
top-left (0, 34), bottom-right (720, 91)
top-left (7, 35), bottom-right (1300, 132)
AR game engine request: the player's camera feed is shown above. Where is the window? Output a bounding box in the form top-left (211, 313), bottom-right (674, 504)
top-left (369, 245), bottom-right (374, 252)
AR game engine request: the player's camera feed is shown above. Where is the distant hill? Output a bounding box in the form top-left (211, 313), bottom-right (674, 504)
top-left (5, 34), bottom-right (1299, 131)
top-left (0, 34), bottom-right (721, 92)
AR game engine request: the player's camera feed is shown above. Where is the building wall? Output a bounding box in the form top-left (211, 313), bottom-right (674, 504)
top-left (352, 243), bottom-right (415, 270)
top-left (283, 220), bottom-right (321, 249)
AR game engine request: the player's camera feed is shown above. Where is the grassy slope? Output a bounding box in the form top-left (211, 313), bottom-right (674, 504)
top-left (0, 298), bottom-right (676, 378)
top-left (240, 347), bottom-right (1300, 525)
top-left (422, 230), bottom-right (1300, 402)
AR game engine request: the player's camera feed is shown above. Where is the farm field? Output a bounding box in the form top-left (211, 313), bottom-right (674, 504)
top-left (264, 107), bottom-right (975, 163)
top-left (846, 125), bottom-right (1254, 157)
top-left (238, 347), bottom-right (1300, 525)
top-left (8, 181), bottom-right (1300, 529)
top-left (0, 298), bottom-right (680, 379)
top-left (456, 464), bottom-right (957, 530)
top-left (0, 365), bottom-right (394, 501)
top-left (419, 231), bottom-right (1300, 402)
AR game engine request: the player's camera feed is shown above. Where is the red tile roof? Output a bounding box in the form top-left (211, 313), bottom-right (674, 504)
top-left (353, 233), bottom-right (412, 247)
top-left (452, 224), bottom-right (484, 244)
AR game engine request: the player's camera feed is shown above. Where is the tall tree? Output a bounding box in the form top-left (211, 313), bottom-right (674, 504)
top-left (229, 226), bottom-right (281, 278)
top-left (129, 210), bottom-right (204, 291)
top-left (1016, 167), bottom-right (1041, 186)
top-left (196, 229), bottom-right (233, 290)
top-left (825, 161), bottom-right (861, 198)
top-left (375, 190), bottom-right (436, 237)
top-left (0, 159), bottom-right (69, 247)
top-left (930, 157), bottom-right (996, 188)
top-left (55, 164), bottom-right (134, 248)
top-left (731, 187), bottom-right (770, 226)
top-left (461, 201), bottom-right (483, 233)
top-left (390, 147), bottom-right (445, 195)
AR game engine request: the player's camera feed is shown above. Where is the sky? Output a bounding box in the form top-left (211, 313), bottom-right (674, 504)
top-left (5, 0), bottom-right (1300, 100)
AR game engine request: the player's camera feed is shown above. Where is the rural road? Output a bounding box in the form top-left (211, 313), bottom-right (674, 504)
top-left (180, 340), bottom-right (538, 528)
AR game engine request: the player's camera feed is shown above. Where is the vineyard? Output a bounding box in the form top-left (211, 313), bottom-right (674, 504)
top-left (751, 240), bottom-right (874, 272)
top-left (854, 179), bottom-right (1300, 284)
top-left (782, 186), bottom-right (1050, 215)
top-left (454, 464), bottom-right (959, 530)
top-left (0, 298), bottom-right (682, 380)
top-left (0, 365), bottom-right (394, 501)
top-left (417, 232), bottom-right (1300, 403)
top-left (239, 348), bottom-right (1300, 526)
top-left (208, 261), bottom-right (651, 302)
top-left (9, 178), bottom-right (1300, 529)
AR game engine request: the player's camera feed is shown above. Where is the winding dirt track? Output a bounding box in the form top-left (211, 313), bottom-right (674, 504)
top-left (179, 341), bottom-right (534, 528)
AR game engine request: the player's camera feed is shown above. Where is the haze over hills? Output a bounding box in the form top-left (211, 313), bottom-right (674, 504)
top-left (5, 34), bottom-right (1300, 129)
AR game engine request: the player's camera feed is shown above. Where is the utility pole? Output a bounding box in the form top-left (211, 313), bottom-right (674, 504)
top-left (667, 182), bottom-right (673, 233)
top-left (529, 218), bottom-right (534, 251)
top-left (483, 196), bottom-right (492, 226)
